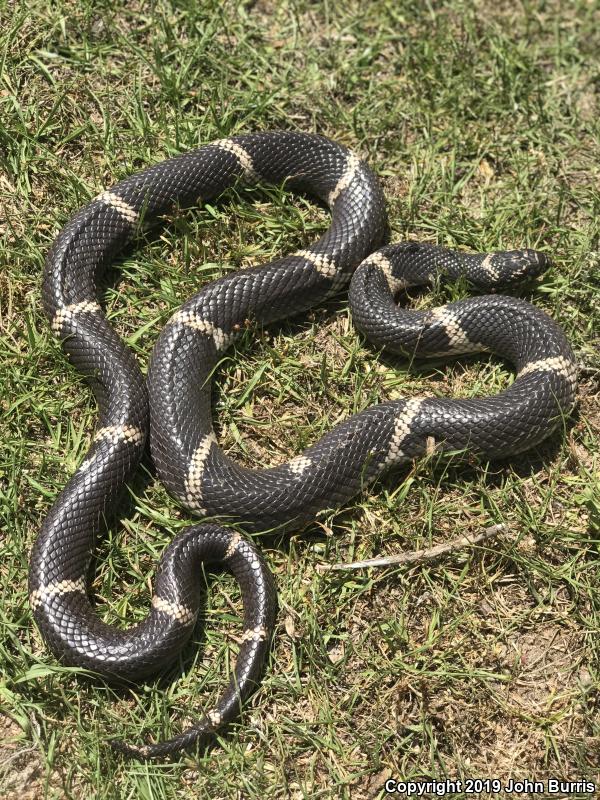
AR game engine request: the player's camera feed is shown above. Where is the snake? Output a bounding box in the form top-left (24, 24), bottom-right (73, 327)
top-left (29, 131), bottom-right (577, 759)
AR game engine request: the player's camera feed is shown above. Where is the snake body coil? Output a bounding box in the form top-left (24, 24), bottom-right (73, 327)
top-left (30, 132), bottom-right (577, 759)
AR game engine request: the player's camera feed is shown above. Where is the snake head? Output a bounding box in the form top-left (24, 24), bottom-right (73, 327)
top-left (487, 248), bottom-right (551, 285)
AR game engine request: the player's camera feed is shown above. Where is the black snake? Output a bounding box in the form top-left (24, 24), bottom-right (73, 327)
top-left (29, 132), bottom-right (577, 759)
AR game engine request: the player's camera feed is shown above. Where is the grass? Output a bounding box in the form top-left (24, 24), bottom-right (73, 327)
top-left (1, 0), bottom-right (599, 797)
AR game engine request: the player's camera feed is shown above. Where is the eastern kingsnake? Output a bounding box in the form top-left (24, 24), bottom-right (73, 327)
top-left (30, 132), bottom-right (577, 759)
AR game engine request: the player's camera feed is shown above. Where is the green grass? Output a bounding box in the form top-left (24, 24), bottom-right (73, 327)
top-left (1, 0), bottom-right (599, 797)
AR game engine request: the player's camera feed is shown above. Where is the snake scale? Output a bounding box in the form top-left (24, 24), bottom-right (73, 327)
top-left (29, 132), bottom-right (577, 759)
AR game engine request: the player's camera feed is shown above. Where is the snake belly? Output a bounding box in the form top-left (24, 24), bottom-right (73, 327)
top-left (29, 131), bottom-right (577, 760)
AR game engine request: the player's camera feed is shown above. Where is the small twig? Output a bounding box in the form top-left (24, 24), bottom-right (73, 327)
top-left (316, 524), bottom-right (506, 572)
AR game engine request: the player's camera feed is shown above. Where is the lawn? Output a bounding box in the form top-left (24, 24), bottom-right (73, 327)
top-left (1, 1), bottom-right (599, 798)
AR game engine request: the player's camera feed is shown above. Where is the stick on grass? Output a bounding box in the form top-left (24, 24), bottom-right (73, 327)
top-left (317, 524), bottom-right (506, 572)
